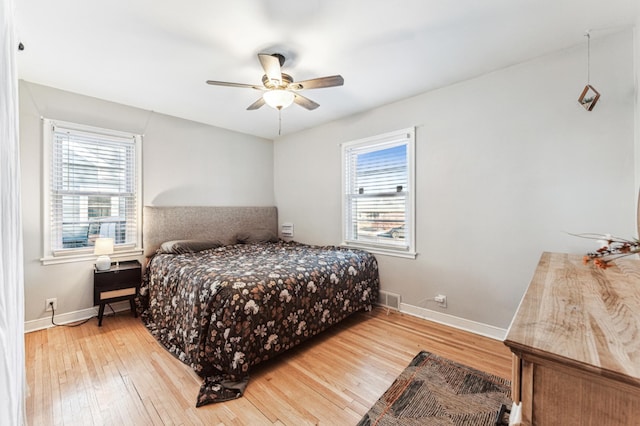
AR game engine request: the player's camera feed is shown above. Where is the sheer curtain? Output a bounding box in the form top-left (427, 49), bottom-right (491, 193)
top-left (0, 0), bottom-right (26, 424)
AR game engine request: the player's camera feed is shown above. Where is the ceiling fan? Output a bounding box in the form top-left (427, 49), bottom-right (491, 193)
top-left (206, 53), bottom-right (344, 111)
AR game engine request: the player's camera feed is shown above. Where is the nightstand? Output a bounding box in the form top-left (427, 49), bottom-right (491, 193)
top-left (93, 260), bottom-right (141, 326)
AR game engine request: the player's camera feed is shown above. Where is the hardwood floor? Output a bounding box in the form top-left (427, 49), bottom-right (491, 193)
top-left (25, 307), bottom-right (512, 425)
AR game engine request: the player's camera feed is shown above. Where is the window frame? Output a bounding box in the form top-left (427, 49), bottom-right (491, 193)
top-left (41, 119), bottom-right (143, 265)
top-left (341, 127), bottom-right (416, 259)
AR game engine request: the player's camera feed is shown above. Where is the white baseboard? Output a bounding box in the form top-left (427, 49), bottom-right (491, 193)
top-left (400, 302), bottom-right (507, 340)
top-left (25, 300), bottom-right (505, 340)
top-left (24, 301), bottom-right (133, 333)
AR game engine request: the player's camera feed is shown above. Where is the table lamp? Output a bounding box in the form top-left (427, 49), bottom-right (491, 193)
top-left (94, 237), bottom-right (114, 271)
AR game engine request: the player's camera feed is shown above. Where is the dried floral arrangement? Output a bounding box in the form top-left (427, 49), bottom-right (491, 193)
top-left (572, 233), bottom-right (640, 269)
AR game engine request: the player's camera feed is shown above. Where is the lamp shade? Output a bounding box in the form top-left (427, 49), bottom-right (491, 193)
top-left (263, 89), bottom-right (295, 110)
top-left (94, 238), bottom-right (114, 255)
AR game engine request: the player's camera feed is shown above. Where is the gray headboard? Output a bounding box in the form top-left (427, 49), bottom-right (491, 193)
top-left (143, 206), bottom-right (278, 257)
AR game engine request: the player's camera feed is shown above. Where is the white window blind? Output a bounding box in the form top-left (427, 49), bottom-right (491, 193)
top-left (43, 120), bottom-right (141, 259)
top-left (342, 128), bottom-right (416, 258)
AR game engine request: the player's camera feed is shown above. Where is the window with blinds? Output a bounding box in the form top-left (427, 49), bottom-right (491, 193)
top-left (342, 128), bottom-right (416, 257)
top-left (43, 119), bottom-right (141, 259)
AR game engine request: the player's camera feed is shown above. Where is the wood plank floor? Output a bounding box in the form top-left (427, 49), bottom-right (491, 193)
top-left (25, 307), bottom-right (512, 425)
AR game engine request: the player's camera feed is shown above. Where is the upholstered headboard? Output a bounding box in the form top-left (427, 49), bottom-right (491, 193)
top-left (143, 206), bottom-right (278, 257)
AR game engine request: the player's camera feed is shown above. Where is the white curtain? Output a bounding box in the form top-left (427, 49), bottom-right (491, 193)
top-left (0, 0), bottom-right (26, 424)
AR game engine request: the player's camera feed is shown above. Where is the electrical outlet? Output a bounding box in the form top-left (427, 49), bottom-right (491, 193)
top-left (434, 294), bottom-right (447, 308)
top-left (45, 298), bottom-right (57, 312)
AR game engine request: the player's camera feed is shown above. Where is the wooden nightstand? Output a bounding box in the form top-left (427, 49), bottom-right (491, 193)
top-left (93, 260), bottom-right (141, 326)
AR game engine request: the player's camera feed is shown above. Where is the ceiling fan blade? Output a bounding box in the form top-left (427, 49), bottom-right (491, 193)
top-left (246, 97), bottom-right (265, 110)
top-left (293, 93), bottom-right (320, 110)
top-left (290, 75), bottom-right (344, 90)
top-left (206, 80), bottom-right (263, 90)
top-left (258, 53), bottom-right (283, 85)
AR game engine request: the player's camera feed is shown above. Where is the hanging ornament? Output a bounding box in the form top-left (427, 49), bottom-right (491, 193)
top-left (578, 31), bottom-right (600, 111)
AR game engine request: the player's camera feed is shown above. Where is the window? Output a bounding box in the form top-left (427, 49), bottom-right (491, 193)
top-left (342, 127), bottom-right (416, 258)
top-left (42, 119), bottom-right (142, 264)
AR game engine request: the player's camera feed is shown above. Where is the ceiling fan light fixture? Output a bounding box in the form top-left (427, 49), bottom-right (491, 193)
top-left (207, 53), bottom-right (343, 112)
top-left (263, 89), bottom-right (295, 110)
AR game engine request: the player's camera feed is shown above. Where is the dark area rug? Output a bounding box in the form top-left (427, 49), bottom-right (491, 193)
top-left (358, 351), bottom-right (511, 426)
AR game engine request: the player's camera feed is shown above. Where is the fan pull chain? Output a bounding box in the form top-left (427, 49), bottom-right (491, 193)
top-left (278, 108), bottom-right (282, 136)
top-left (586, 31), bottom-right (591, 84)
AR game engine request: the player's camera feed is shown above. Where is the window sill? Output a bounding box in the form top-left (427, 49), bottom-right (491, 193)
top-left (40, 248), bottom-right (143, 266)
top-left (342, 242), bottom-right (417, 259)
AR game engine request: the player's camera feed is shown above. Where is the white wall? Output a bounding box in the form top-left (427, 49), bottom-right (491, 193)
top-left (274, 30), bottom-right (637, 330)
top-left (20, 81), bottom-right (274, 323)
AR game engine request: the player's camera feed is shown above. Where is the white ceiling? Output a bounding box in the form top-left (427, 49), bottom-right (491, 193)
top-left (14, 0), bottom-right (640, 139)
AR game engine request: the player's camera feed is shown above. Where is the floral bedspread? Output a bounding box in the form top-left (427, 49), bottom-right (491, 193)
top-left (141, 241), bottom-right (379, 406)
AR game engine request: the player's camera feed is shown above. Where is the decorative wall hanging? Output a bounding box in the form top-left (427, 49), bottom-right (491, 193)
top-left (578, 31), bottom-right (600, 111)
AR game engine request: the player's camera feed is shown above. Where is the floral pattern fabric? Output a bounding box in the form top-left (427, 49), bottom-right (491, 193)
top-left (142, 241), bottom-right (379, 406)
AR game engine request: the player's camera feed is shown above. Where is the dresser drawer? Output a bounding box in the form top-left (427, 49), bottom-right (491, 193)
top-left (94, 267), bottom-right (140, 288)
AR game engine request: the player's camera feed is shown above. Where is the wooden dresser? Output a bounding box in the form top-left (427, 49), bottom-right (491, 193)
top-left (504, 252), bottom-right (640, 425)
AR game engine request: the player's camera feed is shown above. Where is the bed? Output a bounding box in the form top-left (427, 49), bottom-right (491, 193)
top-left (141, 206), bottom-right (379, 406)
